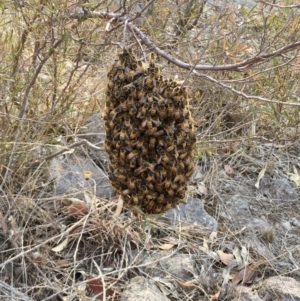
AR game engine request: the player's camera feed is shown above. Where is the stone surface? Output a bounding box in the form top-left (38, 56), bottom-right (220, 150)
top-left (140, 251), bottom-right (196, 281)
top-left (164, 198), bottom-right (218, 231)
top-left (49, 153), bottom-right (113, 199)
top-left (121, 276), bottom-right (170, 301)
top-left (258, 276), bottom-right (300, 301)
top-left (77, 113), bottom-right (109, 165)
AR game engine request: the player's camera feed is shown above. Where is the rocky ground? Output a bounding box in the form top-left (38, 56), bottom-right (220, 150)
top-left (24, 113), bottom-right (298, 301)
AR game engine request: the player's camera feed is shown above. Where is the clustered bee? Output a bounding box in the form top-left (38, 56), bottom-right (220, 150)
top-left (104, 48), bottom-right (196, 214)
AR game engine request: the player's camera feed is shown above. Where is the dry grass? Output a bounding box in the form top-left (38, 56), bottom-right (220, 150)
top-left (1, 0), bottom-right (300, 300)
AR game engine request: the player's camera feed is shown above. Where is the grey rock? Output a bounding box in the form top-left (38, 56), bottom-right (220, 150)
top-left (269, 179), bottom-right (298, 204)
top-left (164, 198), bottom-right (218, 231)
top-left (49, 153), bottom-right (114, 199)
top-left (77, 113), bottom-right (109, 164)
top-left (121, 276), bottom-right (170, 301)
top-left (259, 276), bottom-right (300, 301)
top-left (222, 195), bottom-right (272, 233)
top-left (141, 251), bottom-right (196, 281)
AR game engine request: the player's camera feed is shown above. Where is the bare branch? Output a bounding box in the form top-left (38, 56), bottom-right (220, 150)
top-left (192, 70), bottom-right (300, 107)
top-left (68, 10), bottom-right (300, 72)
top-left (259, 0), bottom-right (300, 8)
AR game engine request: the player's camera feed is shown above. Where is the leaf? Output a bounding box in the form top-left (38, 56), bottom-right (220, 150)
top-left (0, 210), bottom-right (8, 234)
top-left (66, 203), bottom-right (89, 217)
top-left (158, 243), bottom-right (175, 250)
top-left (51, 237), bottom-right (69, 253)
top-left (87, 276), bottom-right (115, 299)
top-left (255, 165), bottom-right (267, 188)
top-left (288, 165), bottom-right (300, 187)
top-left (55, 259), bottom-right (70, 267)
top-left (197, 182), bottom-right (208, 195)
top-left (232, 264), bottom-right (257, 285)
top-left (216, 250), bottom-right (234, 266)
top-left (209, 290), bottom-right (221, 300)
top-left (224, 164), bottom-right (234, 176)
top-left (112, 196), bottom-right (123, 218)
top-left (209, 231), bottom-right (218, 242)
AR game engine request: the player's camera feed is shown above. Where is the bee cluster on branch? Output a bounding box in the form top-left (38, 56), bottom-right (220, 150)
top-left (104, 49), bottom-right (196, 214)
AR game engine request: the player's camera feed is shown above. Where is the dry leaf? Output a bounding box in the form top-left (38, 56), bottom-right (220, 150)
top-left (255, 165), bottom-right (267, 188)
top-left (288, 165), bottom-right (300, 187)
top-left (209, 290), bottom-right (221, 300)
top-left (157, 243), bottom-right (175, 250)
top-left (55, 259), bottom-right (70, 267)
top-left (83, 169), bottom-right (92, 180)
top-left (197, 182), bottom-right (208, 195)
top-left (224, 164), bottom-right (234, 176)
top-left (162, 236), bottom-right (179, 245)
top-left (51, 237), bottom-right (69, 253)
top-left (87, 276), bottom-right (116, 299)
top-left (112, 196), bottom-right (123, 218)
top-left (0, 210), bottom-right (8, 234)
top-left (232, 264), bottom-right (257, 285)
top-left (176, 279), bottom-right (197, 288)
top-left (66, 203), bottom-right (89, 217)
top-left (203, 237), bottom-right (209, 250)
top-left (216, 250), bottom-right (234, 266)
top-left (209, 231), bottom-right (218, 241)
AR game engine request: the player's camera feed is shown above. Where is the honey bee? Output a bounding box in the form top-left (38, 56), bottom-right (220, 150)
top-left (132, 193), bottom-right (139, 204)
top-left (158, 104), bottom-right (167, 118)
top-left (153, 129), bottom-right (164, 137)
top-left (146, 127), bottom-right (157, 136)
top-left (164, 87), bottom-right (173, 98)
top-left (167, 102), bottom-right (174, 117)
top-left (137, 88), bottom-right (147, 100)
top-left (157, 193), bottom-right (164, 203)
top-left (144, 74), bottom-right (155, 89)
top-left (149, 137), bottom-right (156, 148)
top-left (127, 149), bottom-right (139, 160)
top-left (145, 172), bottom-right (154, 182)
top-left (164, 177), bottom-right (172, 189)
top-left (134, 166), bottom-right (146, 176)
top-left (129, 128), bottom-right (137, 140)
top-left (166, 188), bottom-right (174, 197)
top-left (122, 189), bottom-right (131, 196)
top-left (179, 151), bottom-right (188, 159)
top-left (167, 162), bottom-right (177, 174)
top-left (141, 143), bottom-right (149, 155)
top-left (135, 60), bottom-right (147, 75)
top-left (119, 147), bottom-right (127, 160)
top-left (125, 69), bottom-right (135, 81)
top-left (105, 141), bottom-right (112, 153)
top-left (142, 185), bottom-right (149, 195)
top-left (114, 68), bottom-right (125, 82)
top-left (129, 108), bottom-right (137, 117)
top-left (119, 128), bottom-right (128, 140)
top-left (114, 168), bottom-right (126, 182)
top-left (174, 173), bottom-right (186, 184)
top-left (142, 114), bottom-right (153, 129)
top-left (115, 140), bottom-right (123, 150)
top-left (150, 102), bottom-right (158, 116)
top-left (154, 204), bottom-right (163, 213)
top-left (129, 158), bottom-right (137, 169)
top-left (124, 116), bottom-right (131, 128)
top-left (112, 124), bottom-right (121, 136)
top-left (165, 145), bottom-right (174, 153)
top-left (146, 200), bottom-right (156, 212)
top-left (147, 92), bottom-right (154, 103)
top-left (174, 104), bottom-right (182, 120)
top-left (127, 95), bottom-right (136, 109)
top-left (149, 52), bottom-right (155, 68)
top-left (138, 103), bottom-right (150, 118)
top-left (135, 137), bottom-right (143, 149)
top-left (153, 94), bottom-right (165, 105)
top-left (110, 159), bottom-right (118, 171)
top-left (171, 182), bottom-right (178, 190)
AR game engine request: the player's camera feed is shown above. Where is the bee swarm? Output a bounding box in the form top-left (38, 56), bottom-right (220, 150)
top-left (104, 49), bottom-right (196, 214)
